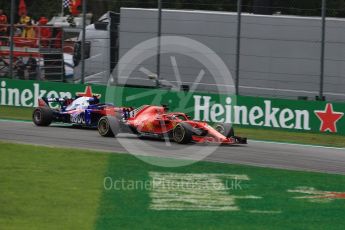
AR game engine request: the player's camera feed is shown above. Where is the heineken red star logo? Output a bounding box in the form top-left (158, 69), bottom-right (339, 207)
top-left (76, 85), bottom-right (101, 98)
top-left (314, 103), bottom-right (344, 133)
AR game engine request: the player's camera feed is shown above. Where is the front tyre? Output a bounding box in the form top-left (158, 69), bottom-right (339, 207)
top-left (98, 116), bottom-right (120, 137)
top-left (215, 123), bottom-right (235, 138)
top-left (173, 123), bottom-right (193, 144)
top-left (32, 107), bottom-right (53, 126)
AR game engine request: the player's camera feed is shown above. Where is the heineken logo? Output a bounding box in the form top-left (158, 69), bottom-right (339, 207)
top-left (193, 95), bottom-right (345, 133)
top-left (193, 95), bottom-right (311, 131)
top-left (314, 103), bottom-right (344, 133)
top-left (0, 80), bottom-right (101, 108)
top-left (1, 79), bottom-right (344, 135)
top-left (0, 80), bottom-right (72, 107)
top-left (76, 85), bottom-right (101, 98)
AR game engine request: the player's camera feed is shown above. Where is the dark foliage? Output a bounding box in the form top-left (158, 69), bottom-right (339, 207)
top-left (1, 0), bottom-right (344, 23)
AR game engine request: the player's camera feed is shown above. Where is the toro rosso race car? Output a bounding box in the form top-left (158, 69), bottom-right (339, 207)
top-left (32, 96), bottom-right (133, 127)
top-left (97, 105), bottom-right (247, 145)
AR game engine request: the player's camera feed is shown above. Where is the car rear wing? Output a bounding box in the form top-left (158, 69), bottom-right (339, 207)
top-left (38, 97), bottom-right (72, 108)
top-left (37, 96), bottom-right (100, 108)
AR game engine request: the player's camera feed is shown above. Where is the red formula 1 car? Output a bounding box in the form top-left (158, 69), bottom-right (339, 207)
top-left (97, 105), bottom-right (247, 145)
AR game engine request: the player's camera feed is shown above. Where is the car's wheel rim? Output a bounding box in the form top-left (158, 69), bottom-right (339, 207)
top-left (174, 125), bottom-right (185, 142)
top-left (99, 119), bottom-right (109, 135)
top-left (34, 111), bottom-right (41, 122)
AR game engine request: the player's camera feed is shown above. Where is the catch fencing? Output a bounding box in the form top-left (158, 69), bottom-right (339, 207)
top-left (2, 0), bottom-right (345, 102)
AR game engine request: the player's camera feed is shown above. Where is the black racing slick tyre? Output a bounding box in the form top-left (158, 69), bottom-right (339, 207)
top-left (215, 123), bottom-right (235, 138)
top-left (32, 107), bottom-right (53, 126)
top-left (98, 116), bottom-right (120, 137)
top-left (173, 122), bottom-right (193, 144)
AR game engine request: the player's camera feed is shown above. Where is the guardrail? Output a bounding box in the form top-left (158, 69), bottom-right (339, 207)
top-left (1, 78), bottom-right (344, 135)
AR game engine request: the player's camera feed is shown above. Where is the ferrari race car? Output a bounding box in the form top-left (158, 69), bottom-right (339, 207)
top-left (32, 96), bottom-right (133, 127)
top-left (97, 105), bottom-right (247, 145)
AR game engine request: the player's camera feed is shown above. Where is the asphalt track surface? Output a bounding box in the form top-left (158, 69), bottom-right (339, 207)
top-left (1, 120), bottom-right (345, 175)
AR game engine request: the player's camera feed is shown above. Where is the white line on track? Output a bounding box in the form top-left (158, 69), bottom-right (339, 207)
top-left (1, 119), bottom-right (344, 151)
top-left (250, 139), bottom-right (345, 151)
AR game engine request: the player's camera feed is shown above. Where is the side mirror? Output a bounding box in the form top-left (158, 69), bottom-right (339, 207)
top-left (94, 21), bottom-right (108, 30)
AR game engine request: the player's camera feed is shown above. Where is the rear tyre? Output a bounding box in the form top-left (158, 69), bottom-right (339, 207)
top-left (98, 116), bottom-right (120, 137)
top-left (215, 123), bottom-right (235, 138)
top-left (32, 107), bottom-right (53, 126)
top-left (173, 122), bottom-right (193, 144)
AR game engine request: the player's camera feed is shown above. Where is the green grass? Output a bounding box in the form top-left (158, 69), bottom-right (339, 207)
top-left (98, 154), bottom-right (345, 230)
top-left (1, 105), bottom-right (345, 148)
top-left (0, 142), bottom-right (345, 229)
top-left (0, 105), bottom-right (32, 121)
top-left (236, 126), bottom-right (345, 148)
top-left (0, 142), bottom-right (109, 230)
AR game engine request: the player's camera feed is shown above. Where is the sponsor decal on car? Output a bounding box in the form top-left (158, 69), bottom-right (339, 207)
top-left (70, 113), bottom-right (85, 124)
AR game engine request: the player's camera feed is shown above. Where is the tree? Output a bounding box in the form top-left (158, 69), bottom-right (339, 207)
top-left (1, 0), bottom-right (345, 22)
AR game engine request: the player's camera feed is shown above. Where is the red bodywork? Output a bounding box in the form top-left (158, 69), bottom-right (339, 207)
top-left (126, 105), bottom-right (241, 144)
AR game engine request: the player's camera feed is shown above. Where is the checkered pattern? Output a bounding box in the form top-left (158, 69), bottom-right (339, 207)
top-left (63, 0), bottom-right (71, 8)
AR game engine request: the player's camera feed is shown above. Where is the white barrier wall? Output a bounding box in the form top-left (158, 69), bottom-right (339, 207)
top-left (117, 8), bottom-right (345, 101)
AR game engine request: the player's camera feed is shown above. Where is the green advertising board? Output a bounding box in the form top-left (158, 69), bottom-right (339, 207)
top-left (1, 78), bottom-right (345, 135)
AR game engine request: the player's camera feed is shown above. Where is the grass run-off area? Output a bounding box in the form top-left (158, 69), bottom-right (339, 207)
top-left (1, 105), bottom-right (345, 148)
top-left (0, 142), bottom-right (345, 229)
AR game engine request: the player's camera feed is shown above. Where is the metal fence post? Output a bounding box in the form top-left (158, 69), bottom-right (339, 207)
top-left (235, 0), bottom-right (242, 95)
top-left (319, 0), bottom-right (326, 100)
top-left (61, 0), bottom-right (64, 16)
top-left (156, 0), bottom-right (162, 87)
top-left (81, 0), bottom-right (87, 84)
top-left (9, 0), bottom-right (15, 79)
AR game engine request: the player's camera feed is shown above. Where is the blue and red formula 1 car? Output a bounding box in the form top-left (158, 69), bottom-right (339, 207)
top-left (97, 105), bottom-right (247, 145)
top-left (32, 96), bottom-right (133, 127)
